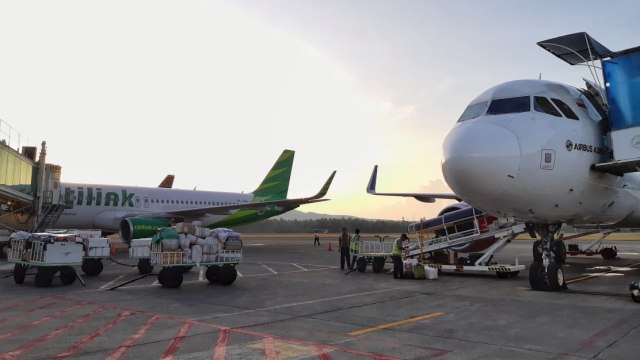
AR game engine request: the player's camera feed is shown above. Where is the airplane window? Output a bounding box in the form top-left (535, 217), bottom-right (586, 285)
top-left (551, 99), bottom-right (579, 120)
top-left (534, 96), bottom-right (562, 117)
top-left (486, 96), bottom-right (530, 115)
top-left (457, 101), bottom-right (488, 122)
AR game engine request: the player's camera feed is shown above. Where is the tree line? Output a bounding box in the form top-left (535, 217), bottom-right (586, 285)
top-left (234, 217), bottom-right (412, 234)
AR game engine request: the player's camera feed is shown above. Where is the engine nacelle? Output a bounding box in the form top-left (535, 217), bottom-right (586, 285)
top-left (437, 202), bottom-right (470, 216)
top-left (119, 217), bottom-right (171, 244)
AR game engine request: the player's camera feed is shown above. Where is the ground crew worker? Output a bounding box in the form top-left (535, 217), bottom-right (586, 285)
top-left (392, 233), bottom-right (409, 279)
top-left (338, 227), bottom-right (351, 270)
top-left (349, 228), bottom-right (361, 270)
top-left (314, 231), bottom-right (320, 246)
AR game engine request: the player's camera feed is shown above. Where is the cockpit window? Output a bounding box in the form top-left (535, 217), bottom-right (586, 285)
top-left (551, 98), bottom-right (579, 120)
top-left (486, 96), bottom-right (530, 115)
top-left (534, 96), bottom-right (562, 117)
top-left (457, 101), bottom-right (488, 122)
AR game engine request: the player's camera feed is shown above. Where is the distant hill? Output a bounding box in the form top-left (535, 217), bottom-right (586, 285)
top-left (273, 210), bottom-right (362, 221)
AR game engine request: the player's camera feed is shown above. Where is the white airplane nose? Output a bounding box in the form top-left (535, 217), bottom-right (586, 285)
top-left (442, 122), bottom-right (520, 204)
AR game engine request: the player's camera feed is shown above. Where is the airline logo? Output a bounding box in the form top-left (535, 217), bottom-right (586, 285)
top-left (65, 187), bottom-right (135, 207)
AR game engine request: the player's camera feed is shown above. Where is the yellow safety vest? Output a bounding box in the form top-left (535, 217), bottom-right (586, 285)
top-left (392, 238), bottom-right (403, 256)
top-left (350, 234), bottom-right (360, 252)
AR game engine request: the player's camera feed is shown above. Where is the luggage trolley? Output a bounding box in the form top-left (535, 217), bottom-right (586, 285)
top-left (354, 240), bottom-right (395, 273)
top-left (128, 226), bottom-right (243, 288)
top-left (6, 232), bottom-right (84, 287)
top-left (50, 230), bottom-right (111, 276)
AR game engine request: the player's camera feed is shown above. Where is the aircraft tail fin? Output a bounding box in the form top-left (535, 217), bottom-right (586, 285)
top-left (158, 175), bottom-right (175, 188)
top-left (251, 150), bottom-right (295, 202)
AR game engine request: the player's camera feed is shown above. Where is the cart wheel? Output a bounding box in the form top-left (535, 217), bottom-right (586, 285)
top-left (159, 268), bottom-right (183, 288)
top-left (35, 268), bottom-right (54, 288)
top-left (219, 264), bottom-right (237, 285)
top-left (372, 257), bottom-right (385, 273)
top-left (356, 257), bottom-right (367, 272)
top-left (496, 271), bottom-right (509, 279)
top-left (13, 263), bottom-right (26, 284)
top-left (206, 265), bottom-right (221, 283)
top-left (60, 267), bottom-right (77, 285)
top-left (600, 247), bottom-right (617, 259)
top-left (82, 259), bottom-right (104, 276)
top-left (137, 259), bottom-right (153, 275)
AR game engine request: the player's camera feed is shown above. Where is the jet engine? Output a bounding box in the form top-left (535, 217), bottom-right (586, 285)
top-left (119, 217), bottom-right (171, 244)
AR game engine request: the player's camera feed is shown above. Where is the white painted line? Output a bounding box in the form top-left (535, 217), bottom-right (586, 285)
top-left (199, 267), bottom-right (204, 281)
top-left (99, 274), bottom-right (127, 290)
top-left (292, 263), bottom-right (307, 271)
top-left (152, 280), bottom-right (159, 286)
top-left (260, 263), bottom-right (277, 274)
top-left (193, 283), bottom-right (423, 321)
top-left (236, 270), bottom-right (243, 277)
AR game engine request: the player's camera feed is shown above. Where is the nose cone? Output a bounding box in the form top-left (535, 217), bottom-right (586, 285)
top-left (442, 122), bottom-right (520, 205)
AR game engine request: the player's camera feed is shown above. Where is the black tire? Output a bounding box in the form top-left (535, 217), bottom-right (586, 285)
top-left (82, 259), bottom-right (104, 276)
top-left (553, 241), bottom-right (567, 263)
top-left (159, 267), bottom-right (183, 288)
top-left (528, 262), bottom-right (547, 291)
top-left (496, 271), bottom-right (509, 279)
top-left (532, 240), bottom-right (542, 263)
top-left (372, 257), bottom-right (385, 273)
top-left (219, 264), bottom-right (237, 285)
top-left (60, 267), bottom-right (77, 285)
top-left (13, 263), bottom-right (26, 284)
top-left (600, 247), bottom-right (617, 260)
top-left (356, 257), bottom-right (367, 273)
top-left (137, 259), bottom-right (153, 275)
top-left (206, 265), bottom-right (221, 283)
top-left (35, 268), bottom-right (54, 288)
top-left (546, 262), bottom-right (566, 291)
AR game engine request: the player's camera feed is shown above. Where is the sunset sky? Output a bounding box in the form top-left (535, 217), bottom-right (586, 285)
top-left (1, 1), bottom-right (639, 221)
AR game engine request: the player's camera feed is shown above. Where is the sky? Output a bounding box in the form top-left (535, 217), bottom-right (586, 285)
top-left (1, 1), bottom-right (639, 221)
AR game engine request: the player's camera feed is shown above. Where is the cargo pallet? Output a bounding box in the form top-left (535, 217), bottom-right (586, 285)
top-left (6, 237), bottom-right (85, 287)
top-left (127, 240), bottom-right (243, 288)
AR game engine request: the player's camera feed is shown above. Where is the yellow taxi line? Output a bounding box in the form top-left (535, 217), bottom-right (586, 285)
top-left (348, 312), bottom-right (444, 336)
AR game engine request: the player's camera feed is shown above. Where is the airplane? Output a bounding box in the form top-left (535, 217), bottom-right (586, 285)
top-left (367, 32), bottom-right (640, 291)
top-left (53, 149), bottom-right (335, 243)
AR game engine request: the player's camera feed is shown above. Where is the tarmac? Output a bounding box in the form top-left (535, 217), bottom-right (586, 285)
top-left (1, 235), bottom-right (639, 359)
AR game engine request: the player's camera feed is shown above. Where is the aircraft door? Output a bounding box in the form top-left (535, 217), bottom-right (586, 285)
top-left (134, 196), bottom-right (141, 208)
top-left (540, 149), bottom-right (555, 170)
top-left (144, 197), bottom-right (149, 208)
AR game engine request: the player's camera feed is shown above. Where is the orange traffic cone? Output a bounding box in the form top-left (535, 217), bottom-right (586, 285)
top-left (111, 245), bottom-right (116, 255)
top-left (327, 242), bottom-right (333, 251)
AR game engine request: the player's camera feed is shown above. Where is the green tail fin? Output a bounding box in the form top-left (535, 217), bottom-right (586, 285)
top-left (251, 150), bottom-right (294, 202)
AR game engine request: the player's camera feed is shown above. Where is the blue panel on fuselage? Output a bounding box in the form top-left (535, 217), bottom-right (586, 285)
top-left (604, 49), bottom-right (640, 131)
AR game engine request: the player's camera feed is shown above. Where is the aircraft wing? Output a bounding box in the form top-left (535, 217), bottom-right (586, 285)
top-left (367, 165), bottom-right (460, 203)
top-left (165, 170), bottom-right (336, 218)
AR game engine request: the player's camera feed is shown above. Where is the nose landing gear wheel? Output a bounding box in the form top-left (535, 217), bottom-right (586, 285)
top-left (529, 262), bottom-right (547, 291)
top-left (546, 262), bottom-right (566, 291)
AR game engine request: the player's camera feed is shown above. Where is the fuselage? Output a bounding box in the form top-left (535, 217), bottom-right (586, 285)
top-left (56, 183), bottom-right (254, 231)
top-left (441, 79), bottom-right (640, 227)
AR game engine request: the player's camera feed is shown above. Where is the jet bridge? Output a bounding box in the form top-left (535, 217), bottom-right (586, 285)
top-left (538, 32), bottom-right (640, 175)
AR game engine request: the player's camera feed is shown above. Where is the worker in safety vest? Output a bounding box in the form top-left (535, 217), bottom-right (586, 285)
top-left (392, 233), bottom-right (409, 279)
top-left (349, 228), bottom-right (361, 270)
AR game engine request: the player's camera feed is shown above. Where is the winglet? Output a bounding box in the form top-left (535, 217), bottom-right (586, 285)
top-left (367, 165), bottom-right (378, 194)
top-left (309, 171), bottom-right (336, 200)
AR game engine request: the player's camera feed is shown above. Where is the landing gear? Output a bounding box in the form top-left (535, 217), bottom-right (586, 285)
top-left (528, 224), bottom-right (567, 292)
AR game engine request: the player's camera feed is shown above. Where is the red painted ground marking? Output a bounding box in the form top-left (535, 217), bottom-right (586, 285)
top-left (236, 328), bottom-right (402, 360)
top-left (263, 337), bottom-right (278, 360)
top-left (0, 301), bottom-right (60, 326)
top-left (0, 306), bottom-right (108, 358)
top-left (106, 315), bottom-right (160, 360)
top-left (313, 345), bottom-right (332, 360)
top-left (212, 329), bottom-right (229, 360)
top-left (53, 311), bottom-right (134, 359)
top-left (0, 303), bottom-right (86, 341)
top-left (160, 323), bottom-right (192, 360)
